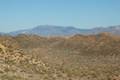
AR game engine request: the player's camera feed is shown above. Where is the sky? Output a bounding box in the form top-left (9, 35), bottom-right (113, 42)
top-left (0, 0), bottom-right (120, 32)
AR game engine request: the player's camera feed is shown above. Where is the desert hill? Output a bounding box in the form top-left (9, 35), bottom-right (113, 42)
top-left (0, 33), bottom-right (120, 80)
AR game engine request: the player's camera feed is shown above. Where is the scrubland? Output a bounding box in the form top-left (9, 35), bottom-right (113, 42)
top-left (0, 33), bottom-right (120, 80)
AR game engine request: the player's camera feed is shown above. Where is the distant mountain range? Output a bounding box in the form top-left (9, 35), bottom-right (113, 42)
top-left (1, 25), bottom-right (120, 36)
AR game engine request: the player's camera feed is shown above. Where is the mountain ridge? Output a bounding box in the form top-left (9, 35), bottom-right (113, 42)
top-left (4, 25), bottom-right (120, 36)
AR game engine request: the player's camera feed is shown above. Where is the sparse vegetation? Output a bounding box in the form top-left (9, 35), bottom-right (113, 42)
top-left (0, 33), bottom-right (120, 80)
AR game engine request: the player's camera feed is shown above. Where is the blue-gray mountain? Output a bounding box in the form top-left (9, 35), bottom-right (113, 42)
top-left (8, 25), bottom-right (120, 36)
top-left (0, 32), bottom-right (6, 35)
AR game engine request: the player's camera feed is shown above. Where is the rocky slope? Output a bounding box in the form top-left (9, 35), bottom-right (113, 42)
top-left (0, 33), bottom-right (120, 80)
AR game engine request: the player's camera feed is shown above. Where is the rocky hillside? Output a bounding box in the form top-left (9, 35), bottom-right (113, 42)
top-left (0, 41), bottom-right (71, 80)
top-left (0, 33), bottom-right (120, 80)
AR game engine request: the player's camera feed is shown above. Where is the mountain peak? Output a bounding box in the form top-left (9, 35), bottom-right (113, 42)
top-left (8, 25), bottom-right (120, 36)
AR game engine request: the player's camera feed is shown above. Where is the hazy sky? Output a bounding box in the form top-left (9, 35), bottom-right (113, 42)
top-left (0, 0), bottom-right (120, 32)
